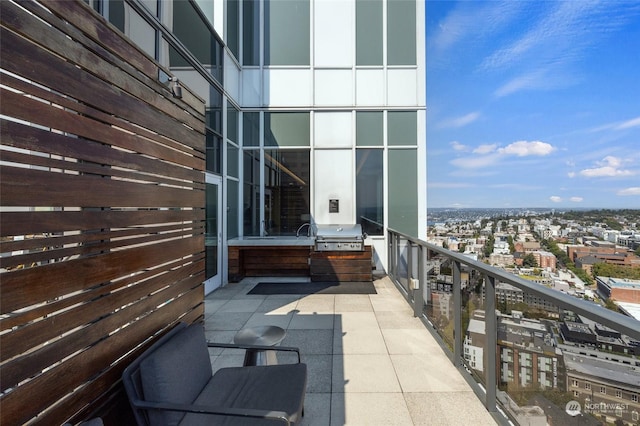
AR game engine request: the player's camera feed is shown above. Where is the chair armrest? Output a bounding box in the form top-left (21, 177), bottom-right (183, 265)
top-left (131, 398), bottom-right (291, 425)
top-left (207, 342), bottom-right (302, 363)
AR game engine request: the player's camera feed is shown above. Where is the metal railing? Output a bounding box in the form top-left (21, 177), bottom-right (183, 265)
top-left (387, 228), bottom-right (640, 425)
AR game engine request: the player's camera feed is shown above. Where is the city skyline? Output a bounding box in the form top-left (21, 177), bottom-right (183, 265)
top-left (426, 1), bottom-right (640, 209)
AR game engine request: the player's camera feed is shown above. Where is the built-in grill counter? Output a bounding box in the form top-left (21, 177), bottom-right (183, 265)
top-left (227, 224), bottom-right (372, 282)
top-left (310, 224), bottom-right (372, 282)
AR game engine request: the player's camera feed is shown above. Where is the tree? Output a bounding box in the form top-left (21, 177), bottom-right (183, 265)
top-left (523, 253), bottom-right (538, 267)
top-left (604, 298), bottom-right (619, 312)
top-left (593, 263), bottom-right (640, 280)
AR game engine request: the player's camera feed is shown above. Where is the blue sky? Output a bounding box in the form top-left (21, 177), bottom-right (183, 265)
top-left (426, 1), bottom-right (640, 209)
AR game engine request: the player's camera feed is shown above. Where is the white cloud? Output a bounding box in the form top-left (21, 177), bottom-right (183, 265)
top-left (594, 116), bottom-right (640, 132)
top-left (498, 141), bottom-right (556, 157)
top-left (451, 141), bottom-right (468, 151)
top-left (439, 112), bottom-right (481, 128)
top-left (567, 172), bottom-right (576, 178)
top-left (450, 140), bottom-right (556, 170)
top-left (570, 197), bottom-right (583, 202)
top-left (430, 2), bottom-right (524, 53)
top-left (579, 156), bottom-right (635, 177)
top-left (494, 70), bottom-right (546, 97)
top-left (450, 154), bottom-right (501, 169)
top-left (473, 144), bottom-right (498, 154)
top-left (428, 182), bottom-right (475, 189)
top-left (550, 196), bottom-right (562, 203)
top-left (617, 187), bottom-right (640, 196)
top-left (615, 116), bottom-right (640, 130)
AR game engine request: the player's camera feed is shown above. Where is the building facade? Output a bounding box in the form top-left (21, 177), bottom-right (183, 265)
top-left (88, 0), bottom-right (426, 291)
top-left (565, 354), bottom-right (640, 425)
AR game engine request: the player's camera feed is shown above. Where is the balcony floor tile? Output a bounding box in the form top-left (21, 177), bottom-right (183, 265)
top-left (204, 276), bottom-right (497, 425)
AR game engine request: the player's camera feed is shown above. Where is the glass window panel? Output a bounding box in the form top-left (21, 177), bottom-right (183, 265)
top-left (356, 112), bottom-right (383, 146)
top-left (356, 0), bottom-right (382, 66)
top-left (243, 0), bottom-right (260, 65)
top-left (387, 0), bottom-right (416, 65)
top-left (264, 0), bottom-right (310, 66)
top-left (356, 149), bottom-right (384, 236)
top-left (264, 113), bottom-right (310, 147)
top-left (388, 111), bottom-right (417, 146)
top-left (227, 143), bottom-right (239, 178)
top-left (227, 179), bottom-right (239, 239)
top-left (264, 149), bottom-right (310, 235)
top-left (141, 0), bottom-right (158, 16)
top-left (168, 44), bottom-right (188, 68)
top-left (243, 150), bottom-right (261, 236)
top-left (206, 88), bottom-right (223, 133)
top-left (388, 149), bottom-right (418, 237)
top-left (243, 112), bottom-right (260, 146)
top-left (206, 131), bottom-right (222, 174)
top-left (227, 102), bottom-right (238, 143)
top-left (226, 0), bottom-right (240, 60)
top-left (173, 0), bottom-right (223, 81)
top-left (173, 0), bottom-right (212, 64)
top-left (109, 0), bottom-right (125, 32)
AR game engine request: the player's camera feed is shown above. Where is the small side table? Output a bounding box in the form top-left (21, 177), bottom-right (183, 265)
top-left (234, 325), bottom-right (286, 366)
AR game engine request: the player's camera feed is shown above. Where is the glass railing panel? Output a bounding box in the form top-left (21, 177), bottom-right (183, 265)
top-left (495, 289), bottom-right (639, 425)
top-left (424, 249), bottom-right (455, 351)
top-left (394, 236), bottom-right (410, 293)
top-left (461, 265), bottom-right (489, 391)
top-left (388, 231), bottom-right (640, 425)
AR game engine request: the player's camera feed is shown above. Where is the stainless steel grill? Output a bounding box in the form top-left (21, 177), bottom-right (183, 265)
top-left (314, 224), bottom-right (364, 251)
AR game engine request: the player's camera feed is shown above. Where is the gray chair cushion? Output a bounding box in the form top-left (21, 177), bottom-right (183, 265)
top-left (140, 324), bottom-right (213, 426)
top-left (180, 363), bottom-right (307, 426)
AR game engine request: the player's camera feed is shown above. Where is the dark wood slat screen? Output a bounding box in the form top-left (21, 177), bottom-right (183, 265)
top-left (1, 1), bottom-right (206, 424)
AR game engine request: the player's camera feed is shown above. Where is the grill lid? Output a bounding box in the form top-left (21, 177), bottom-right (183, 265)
top-left (315, 224), bottom-right (363, 240)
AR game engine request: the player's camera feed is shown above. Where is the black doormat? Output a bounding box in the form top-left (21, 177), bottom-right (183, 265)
top-left (247, 281), bottom-right (376, 295)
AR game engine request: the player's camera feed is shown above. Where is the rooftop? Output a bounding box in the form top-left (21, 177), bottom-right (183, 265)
top-left (204, 276), bottom-right (497, 425)
top-left (564, 353), bottom-right (640, 387)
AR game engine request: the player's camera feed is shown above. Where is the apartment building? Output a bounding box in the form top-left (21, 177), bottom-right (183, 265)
top-left (565, 353), bottom-right (640, 425)
top-left (597, 276), bottom-right (640, 304)
top-left (88, 0), bottom-right (426, 292)
top-left (464, 310), bottom-right (564, 390)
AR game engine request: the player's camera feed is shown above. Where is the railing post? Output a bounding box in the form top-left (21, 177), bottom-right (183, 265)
top-left (389, 231), bottom-right (397, 278)
top-left (407, 240), bottom-right (414, 295)
top-left (421, 244), bottom-right (429, 303)
top-left (485, 274), bottom-right (497, 413)
top-left (414, 245), bottom-right (424, 318)
top-left (453, 260), bottom-right (462, 366)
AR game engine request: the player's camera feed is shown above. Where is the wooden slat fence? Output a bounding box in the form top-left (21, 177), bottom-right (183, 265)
top-left (1, 1), bottom-right (206, 424)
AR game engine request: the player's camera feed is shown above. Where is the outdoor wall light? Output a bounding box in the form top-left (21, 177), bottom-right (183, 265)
top-left (171, 77), bottom-right (183, 99)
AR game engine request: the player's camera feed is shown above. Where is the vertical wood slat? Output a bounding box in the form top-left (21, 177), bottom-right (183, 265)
top-left (0, 1), bottom-right (207, 424)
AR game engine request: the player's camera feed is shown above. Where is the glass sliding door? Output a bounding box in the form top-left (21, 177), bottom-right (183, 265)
top-left (204, 174), bottom-right (222, 294)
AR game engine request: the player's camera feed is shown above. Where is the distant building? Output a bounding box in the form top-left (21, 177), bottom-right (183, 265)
top-left (515, 241), bottom-right (541, 253)
top-left (531, 250), bottom-right (557, 271)
top-left (560, 313), bottom-right (640, 356)
top-left (497, 311), bottom-right (564, 390)
top-left (564, 353), bottom-right (640, 425)
top-left (487, 282), bottom-right (560, 315)
top-left (568, 245), bottom-right (616, 262)
top-left (464, 310), bottom-right (486, 372)
top-left (575, 254), bottom-right (603, 275)
top-left (569, 245), bottom-right (640, 268)
top-left (489, 253), bottom-right (514, 267)
top-left (465, 310), bottom-right (564, 390)
top-left (597, 276), bottom-right (640, 304)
